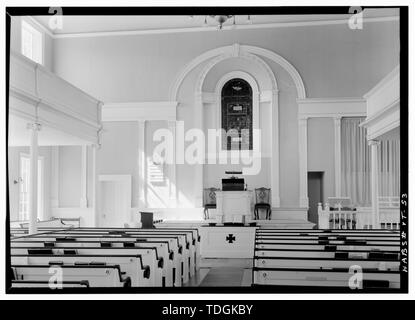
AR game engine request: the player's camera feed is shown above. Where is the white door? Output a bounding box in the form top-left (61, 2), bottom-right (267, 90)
top-left (99, 175), bottom-right (131, 227)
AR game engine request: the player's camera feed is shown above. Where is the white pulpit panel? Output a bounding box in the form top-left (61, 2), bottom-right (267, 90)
top-left (215, 191), bottom-right (253, 222)
top-left (200, 226), bottom-right (257, 258)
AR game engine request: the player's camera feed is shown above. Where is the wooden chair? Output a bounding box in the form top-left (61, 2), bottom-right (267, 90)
top-left (254, 188), bottom-right (271, 220)
top-left (203, 188), bottom-right (219, 220)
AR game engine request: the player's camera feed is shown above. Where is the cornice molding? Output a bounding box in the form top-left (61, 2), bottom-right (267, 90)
top-left (298, 97), bottom-right (367, 118)
top-left (31, 16), bottom-right (399, 39)
top-left (363, 65), bottom-right (400, 99)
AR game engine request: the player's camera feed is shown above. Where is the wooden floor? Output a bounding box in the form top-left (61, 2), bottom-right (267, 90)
top-left (184, 259), bottom-right (252, 287)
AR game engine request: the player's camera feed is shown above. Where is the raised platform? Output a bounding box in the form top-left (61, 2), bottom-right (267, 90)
top-left (159, 219), bottom-right (315, 229)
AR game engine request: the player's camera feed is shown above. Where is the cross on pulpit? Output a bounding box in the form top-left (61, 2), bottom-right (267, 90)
top-left (226, 234), bottom-right (236, 243)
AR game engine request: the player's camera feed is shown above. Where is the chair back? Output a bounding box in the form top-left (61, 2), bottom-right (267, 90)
top-left (203, 188), bottom-right (219, 206)
top-left (255, 188), bottom-right (271, 204)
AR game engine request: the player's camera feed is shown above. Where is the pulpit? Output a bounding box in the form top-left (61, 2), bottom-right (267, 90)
top-left (215, 191), bottom-right (253, 223)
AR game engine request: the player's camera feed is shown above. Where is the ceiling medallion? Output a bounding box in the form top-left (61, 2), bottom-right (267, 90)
top-left (190, 15), bottom-right (252, 30)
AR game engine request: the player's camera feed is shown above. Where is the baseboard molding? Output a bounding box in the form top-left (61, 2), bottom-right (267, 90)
top-left (271, 207), bottom-right (308, 220)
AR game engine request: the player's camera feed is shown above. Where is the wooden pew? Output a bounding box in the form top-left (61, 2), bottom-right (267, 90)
top-left (11, 264), bottom-right (130, 287)
top-left (11, 227), bottom-right (201, 287)
top-left (256, 229), bottom-right (400, 234)
top-left (253, 228), bottom-right (401, 291)
top-left (11, 252), bottom-right (152, 287)
top-left (51, 228), bottom-right (198, 277)
top-left (10, 244), bottom-right (162, 287)
top-left (21, 231), bottom-right (192, 284)
top-left (11, 239), bottom-right (174, 287)
top-left (255, 238), bottom-right (399, 245)
top-left (256, 234), bottom-right (399, 240)
top-left (253, 268), bottom-right (400, 289)
top-left (155, 226), bottom-right (201, 271)
top-left (12, 234), bottom-right (183, 286)
top-left (12, 280), bottom-right (90, 288)
top-left (256, 243), bottom-right (400, 252)
top-left (255, 248), bottom-right (400, 259)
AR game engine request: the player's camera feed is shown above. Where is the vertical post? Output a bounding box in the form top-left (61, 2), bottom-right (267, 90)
top-left (91, 144), bottom-right (98, 227)
top-left (194, 92), bottom-right (204, 208)
top-left (27, 122), bottom-right (41, 235)
top-left (298, 116), bottom-right (309, 208)
top-left (138, 120), bottom-right (147, 209)
top-left (50, 146), bottom-right (59, 208)
top-left (334, 116), bottom-right (342, 197)
top-left (369, 140), bottom-right (380, 229)
top-left (167, 120), bottom-right (177, 207)
top-left (80, 145), bottom-right (88, 208)
top-left (271, 90), bottom-right (280, 208)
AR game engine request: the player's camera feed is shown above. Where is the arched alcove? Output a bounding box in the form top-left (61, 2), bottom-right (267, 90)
top-left (189, 51), bottom-right (281, 209)
top-left (172, 44), bottom-right (307, 210)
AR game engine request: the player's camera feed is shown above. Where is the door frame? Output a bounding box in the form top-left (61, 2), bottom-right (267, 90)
top-left (307, 171), bottom-right (324, 225)
top-left (98, 174), bottom-right (132, 227)
top-left (18, 152), bottom-right (44, 221)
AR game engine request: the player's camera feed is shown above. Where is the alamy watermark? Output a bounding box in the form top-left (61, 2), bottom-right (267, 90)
top-left (152, 121), bottom-right (262, 175)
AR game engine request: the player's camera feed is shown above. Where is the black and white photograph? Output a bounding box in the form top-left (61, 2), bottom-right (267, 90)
top-left (1, 1), bottom-right (412, 305)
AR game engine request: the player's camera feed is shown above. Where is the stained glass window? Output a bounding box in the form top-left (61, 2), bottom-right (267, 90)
top-left (221, 78), bottom-right (253, 150)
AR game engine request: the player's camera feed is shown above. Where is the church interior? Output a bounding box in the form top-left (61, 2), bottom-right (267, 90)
top-left (7, 9), bottom-right (403, 292)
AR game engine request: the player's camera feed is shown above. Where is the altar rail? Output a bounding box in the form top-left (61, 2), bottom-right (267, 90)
top-left (318, 200), bottom-right (399, 230)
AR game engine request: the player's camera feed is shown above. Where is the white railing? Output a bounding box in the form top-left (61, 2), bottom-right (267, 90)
top-left (318, 201), bottom-right (400, 230)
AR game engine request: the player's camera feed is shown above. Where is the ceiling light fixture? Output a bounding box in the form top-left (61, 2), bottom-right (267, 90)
top-left (192, 15), bottom-right (253, 30)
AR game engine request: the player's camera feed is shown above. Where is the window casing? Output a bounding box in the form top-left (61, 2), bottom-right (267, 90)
top-left (21, 20), bottom-right (43, 65)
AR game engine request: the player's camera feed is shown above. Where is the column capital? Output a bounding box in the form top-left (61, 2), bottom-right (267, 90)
top-left (333, 116), bottom-right (342, 123)
top-left (298, 116), bottom-right (308, 125)
top-left (27, 122), bottom-right (42, 131)
top-left (368, 139), bottom-right (381, 146)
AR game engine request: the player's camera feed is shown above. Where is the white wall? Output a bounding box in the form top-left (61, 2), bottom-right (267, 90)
top-left (97, 121), bottom-right (139, 207)
top-left (58, 146), bottom-right (82, 207)
top-left (52, 21), bottom-right (399, 101)
top-left (307, 118), bottom-right (336, 202)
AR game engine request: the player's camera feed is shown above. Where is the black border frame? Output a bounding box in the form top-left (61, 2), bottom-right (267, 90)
top-left (5, 5), bottom-right (409, 294)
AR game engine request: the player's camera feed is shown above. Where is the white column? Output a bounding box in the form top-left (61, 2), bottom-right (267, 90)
top-left (27, 122), bottom-right (41, 234)
top-left (298, 116), bottom-right (309, 208)
top-left (50, 146), bottom-right (59, 208)
top-left (334, 116), bottom-right (342, 197)
top-left (91, 144), bottom-right (98, 227)
top-left (369, 140), bottom-right (380, 228)
top-left (271, 90), bottom-right (280, 208)
top-left (137, 120), bottom-right (147, 209)
top-left (168, 120), bottom-right (177, 207)
top-left (80, 145), bottom-right (88, 208)
top-left (194, 92), bottom-right (204, 207)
